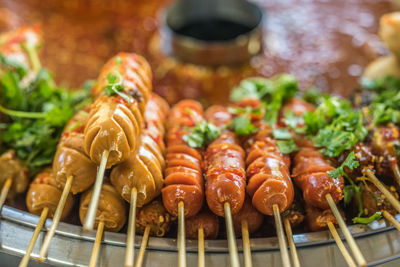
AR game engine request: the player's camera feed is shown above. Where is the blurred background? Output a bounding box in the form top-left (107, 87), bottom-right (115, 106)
top-left (0, 0), bottom-right (394, 105)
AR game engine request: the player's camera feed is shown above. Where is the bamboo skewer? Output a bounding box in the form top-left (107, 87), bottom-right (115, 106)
top-left (178, 201), bottom-right (186, 267)
top-left (365, 170), bottom-right (400, 213)
top-left (84, 150), bottom-right (109, 231)
top-left (393, 165), bottom-right (400, 188)
top-left (326, 194), bottom-right (366, 267)
top-left (327, 221), bottom-right (356, 267)
top-left (135, 225), bottom-right (150, 267)
top-left (241, 220), bottom-right (252, 267)
top-left (198, 227), bottom-right (205, 267)
top-left (283, 218), bottom-right (300, 267)
top-left (273, 204), bottom-right (291, 267)
top-left (126, 187), bottom-right (138, 267)
top-left (38, 175), bottom-right (73, 262)
top-left (382, 210), bottom-right (400, 231)
top-left (18, 207), bottom-right (49, 267)
top-left (89, 220), bottom-right (105, 267)
top-left (224, 202), bottom-right (240, 267)
top-left (0, 177), bottom-right (12, 212)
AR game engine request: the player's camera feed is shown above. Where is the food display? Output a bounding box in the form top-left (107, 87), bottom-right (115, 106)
top-left (1, 1), bottom-right (400, 267)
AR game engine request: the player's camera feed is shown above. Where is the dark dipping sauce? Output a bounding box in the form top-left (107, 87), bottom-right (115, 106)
top-left (174, 19), bottom-right (253, 41)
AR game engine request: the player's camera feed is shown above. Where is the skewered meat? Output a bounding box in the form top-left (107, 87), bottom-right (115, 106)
top-left (84, 53), bottom-right (151, 168)
top-left (232, 196), bottom-right (263, 235)
top-left (282, 201), bottom-right (305, 228)
top-left (26, 167), bottom-right (74, 220)
top-left (53, 109), bottom-right (97, 194)
top-left (162, 100), bottom-right (205, 218)
top-left (245, 123), bottom-right (294, 215)
top-left (185, 208), bottom-right (219, 240)
top-left (0, 149), bottom-right (29, 199)
top-left (278, 98), bottom-right (315, 128)
top-left (136, 199), bottom-right (172, 237)
top-left (361, 183), bottom-right (398, 216)
top-left (111, 94), bottom-right (168, 207)
top-left (292, 147), bottom-right (344, 209)
top-left (79, 183), bottom-right (127, 232)
top-left (205, 106), bottom-right (246, 216)
top-left (371, 125), bottom-right (400, 180)
top-left (305, 204), bottom-right (342, 232)
top-left (338, 142), bottom-right (376, 179)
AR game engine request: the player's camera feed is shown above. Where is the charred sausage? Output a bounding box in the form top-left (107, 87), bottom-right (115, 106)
top-left (245, 123), bottom-right (294, 215)
top-left (185, 208), bottom-right (219, 240)
top-left (205, 106), bottom-right (246, 216)
top-left (79, 182), bottom-right (127, 232)
top-left (136, 199), bottom-right (172, 237)
top-left (0, 150), bottom-right (29, 199)
top-left (292, 147), bottom-right (344, 209)
top-left (232, 196), bottom-right (263, 235)
top-left (162, 100), bottom-right (205, 218)
top-left (26, 167), bottom-right (74, 220)
top-left (305, 204), bottom-right (343, 232)
top-left (84, 53), bottom-right (152, 168)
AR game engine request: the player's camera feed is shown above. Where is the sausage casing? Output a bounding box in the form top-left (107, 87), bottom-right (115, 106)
top-left (232, 196), bottom-right (263, 236)
top-left (0, 149), bottom-right (29, 199)
top-left (185, 208), bottom-right (219, 240)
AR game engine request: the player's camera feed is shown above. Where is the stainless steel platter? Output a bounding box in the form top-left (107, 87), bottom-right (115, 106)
top-left (1, 205), bottom-right (400, 266)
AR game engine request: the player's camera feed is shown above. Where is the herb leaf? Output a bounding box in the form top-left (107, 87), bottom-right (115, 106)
top-left (183, 119), bottom-right (220, 148)
top-left (276, 139), bottom-right (299, 154)
top-left (328, 151), bottom-right (360, 179)
top-left (104, 71), bottom-right (133, 103)
top-left (231, 116), bottom-right (257, 136)
top-left (352, 212), bottom-right (382, 224)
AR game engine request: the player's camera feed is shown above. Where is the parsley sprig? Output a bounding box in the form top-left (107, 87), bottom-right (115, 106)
top-left (104, 71), bottom-right (133, 103)
top-left (328, 151), bottom-right (360, 179)
top-left (183, 109), bottom-right (220, 148)
top-left (272, 128), bottom-right (299, 154)
top-left (352, 212), bottom-right (382, 224)
top-left (228, 107), bottom-right (259, 136)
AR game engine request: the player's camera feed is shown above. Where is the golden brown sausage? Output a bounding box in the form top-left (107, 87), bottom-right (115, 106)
top-left (79, 183), bottom-right (127, 232)
top-left (136, 199), bottom-right (172, 237)
top-left (185, 208), bottom-right (219, 240)
top-left (0, 149), bottom-right (29, 199)
top-left (84, 53), bottom-right (152, 168)
top-left (26, 167), bottom-right (74, 220)
top-left (232, 196), bottom-right (263, 236)
top-left (305, 204), bottom-right (342, 232)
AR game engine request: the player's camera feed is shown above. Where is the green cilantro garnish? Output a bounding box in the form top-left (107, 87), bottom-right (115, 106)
top-left (231, 116), bottom-right (257, 136)
top-left (328, 151), bottom-right (360, 179)
top-left (272, 128), bottom-right (292, 140)
top-left (228, 106), bottom-right (261, 116)
top-left (352, 212), bottom-right (382, 224)
top-left (183, 110), bottom-right (220, 148)
top-left (230, 74), bottom-right (298, 126)
top-left (302, 87), bottom-right (327, 105)
top-left (282, 110), bottom-right (305, 134)
top-left (104, 71), bottom-right (133, 103)
top-left (272, 128), bottom-right (299, 154)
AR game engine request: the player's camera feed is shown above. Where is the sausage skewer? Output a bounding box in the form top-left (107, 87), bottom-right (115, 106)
top-left (0, 177), bottom-right (12, 211)
top-left (83, 53), bottom-right (152, 231)
top-left (283, 218), bottom-right (300, 267)
top-left (20, 168), bottom-right (74, 266)
top-left (162, 100), bottom-right (206, 267)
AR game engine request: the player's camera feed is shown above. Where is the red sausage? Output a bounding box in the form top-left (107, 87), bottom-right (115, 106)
top-left (292, 147), bottom-right (344, 209)
top-left (232, 196), bottom-right (264, 236)
top-left (205, 106), bottom-right (246, 216)
top-left (162, 100), bottom-right (205, 218)
top-left (185, 208), bottom-right (219, 240)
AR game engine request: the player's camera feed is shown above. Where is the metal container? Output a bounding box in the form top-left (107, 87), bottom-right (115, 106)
top-left (1, 205), bottom-right (400, 266)
top-left (160, 0), bottom-right (263, 66)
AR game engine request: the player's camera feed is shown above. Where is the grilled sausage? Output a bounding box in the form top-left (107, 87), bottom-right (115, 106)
top-left (361, 183), bottom-right (398, 216)
top-left (26, 167), bottom-right (74, 220)
top-left (79, 183), bottom-right (127, 232)
top-left (185, 208), bottom-right (219, 240)
top-left (111, 94), bottom-right (168, 207)
top-left (0, 149), bottom-right (29, 199)
top-left (136, 199), bottom-right (172, 237)
top-left (205, 106), bottom-right (246, 216)
top-left (371, 125), bottom-right (399, 181)
top-left (305, 204), bottom-right (343, 232)
top-left (282, 201), bottom-right (305, 228)
top-left (245, 123), bottom-right (294, 215)
top-left (232, 196), bottom-right (263, 236)
top-left (292, 147), bottom-right (344, 209)
top-left (162, 100), bottom-right (205, 218)
top-left (53, 109), bottom-right (97, 194)
top-left (338, 142), bottom-right (376, 179)
top-left (84, 53), bottom-right (152, 168)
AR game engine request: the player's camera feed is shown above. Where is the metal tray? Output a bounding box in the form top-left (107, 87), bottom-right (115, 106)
top-left (1, 206), bottom-right (400, 266)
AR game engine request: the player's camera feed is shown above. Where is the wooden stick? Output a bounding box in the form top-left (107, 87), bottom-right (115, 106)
top-left (198, 227), bottom-right (205, 267)
top-left (273, 204), bottom-right (291, 267)
top-left (325, 194), bottom-right (366, 267)
top-left (283, 218), bottom-right (300, 267)
top-left (38, 175), bottom-right (73, 262)
top-left (178, 201), bottom-right (186, 267)
top-left (135, 225), bottom-right (150, 267)
top-left (19, 207), bottom-right (49, 267)
top-left (327, 221), bottom-right (356, 267)
top-left (125, 187), bottom-right (138, 267)
top-left (84, 150), bottom-right (109, 231)
top-left (89, 220), bottom-right (105, 267)
top-left (365, 170), bottom-right (400, 213)
top-left (0, 177), bottom-right (12, 212)
top-left (382, 210), bottom-right (400, 231)
top-left (241, 220), bottom-right (252, 267)
top-left (224, 202), bottom-right (240, 267)
top-left (392, 165), bottom-right (400, 188)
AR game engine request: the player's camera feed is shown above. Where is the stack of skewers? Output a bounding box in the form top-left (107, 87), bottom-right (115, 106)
top-left (1, 12), bottom-right (400, 267)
